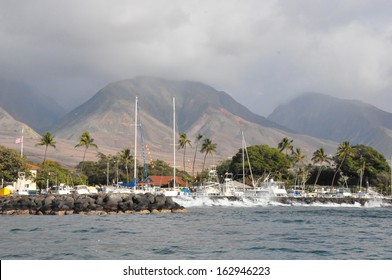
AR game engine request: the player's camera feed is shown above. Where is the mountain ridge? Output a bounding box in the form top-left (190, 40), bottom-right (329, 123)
top-left (0, 79), bottom-right (67, 132)
top-left (50, 77), bottom-right (338, 168)
top-left (268, 92), bottom-right (392, 157)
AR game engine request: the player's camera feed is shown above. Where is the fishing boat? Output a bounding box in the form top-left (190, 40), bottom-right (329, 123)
top-left (194, 165), bottom-right (221, 196)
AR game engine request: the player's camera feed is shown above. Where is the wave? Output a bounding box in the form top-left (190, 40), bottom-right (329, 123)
top-left (173, 196), bottom-right (392, 208)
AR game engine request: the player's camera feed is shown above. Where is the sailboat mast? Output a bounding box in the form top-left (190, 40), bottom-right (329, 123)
top-left (173, 97), bottom-right (176, 188)
top-left (134, 96), bottom-right (138, 182)
top-left (242, 131), bottom-right (245, 186)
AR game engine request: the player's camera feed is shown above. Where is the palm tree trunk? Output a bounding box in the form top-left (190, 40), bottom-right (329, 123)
top-left (82, 147), bottom-right (87, 162)
top-left (125, 165), bottom-right (129, 183)
top-left (202, 153), bottom-right (208, 171)
top-left (192, 143), bottom-right (199, 178)
top-left (43, 146), bottom-right (48, 164)
top-left (331, 156), bottom-right (346, 188)
top-left (314, 166), bottom-right (323, 187)
top-left (183, 147), bottom-right (186, 171)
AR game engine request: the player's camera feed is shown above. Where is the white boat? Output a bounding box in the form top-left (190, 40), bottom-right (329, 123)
top-left (336, 187), bottom-right (352, 197)
top-left (53, 184), bottom-right (74, 195)
top-left (195, 165), bottom-right (221, 196)
top-left (159, 189), bottom-right (179, 197)
top-left (74, 185), bottom-right (90, 194)
top-left (103, 185), bottom-right (132, 194)
top-left (245, 179), bottom-right (287, 198)
top-left (15, 189), bottom-right (29, 195)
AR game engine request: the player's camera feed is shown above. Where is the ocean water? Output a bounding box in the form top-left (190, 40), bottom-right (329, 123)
top-left (1, 197), bottom-right (392, 260)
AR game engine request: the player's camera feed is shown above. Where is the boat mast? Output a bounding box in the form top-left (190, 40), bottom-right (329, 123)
top-left (173, 97), bottom-right (176, 188)
top-left (242, 131), bottom-right (245, 186)
top-left (133, 96), bottom-right (138, 184)
top-left (242, 131), bottom-right (255, 187)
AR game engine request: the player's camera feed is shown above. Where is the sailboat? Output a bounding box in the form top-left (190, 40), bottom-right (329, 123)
top-left (117, 96), bottom-right (155, 194)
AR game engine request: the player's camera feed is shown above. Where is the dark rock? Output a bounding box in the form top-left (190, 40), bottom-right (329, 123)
top-left (0, 193), bottom-right (187, 215)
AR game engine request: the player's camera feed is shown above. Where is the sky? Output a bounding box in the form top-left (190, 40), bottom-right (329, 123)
top-left (1, 0), bottom-right (392, 116)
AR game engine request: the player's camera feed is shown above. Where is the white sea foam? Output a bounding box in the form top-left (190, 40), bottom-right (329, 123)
top-left (173, 196), bottom-right (391, 208)
top-left (364, 198), bottom-right (387, 208)
top-left (175, 196), bottom-right (294, 208)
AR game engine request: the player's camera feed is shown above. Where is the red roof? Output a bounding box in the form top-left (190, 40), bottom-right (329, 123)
top-left (148, 176), bottom-right (187, 186)
top-left (27, 164), bottom-right (40, 170)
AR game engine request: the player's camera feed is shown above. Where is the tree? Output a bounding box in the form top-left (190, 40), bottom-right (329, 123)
top-left (178, 132), bottom-right (192, 172)
top-left (75, 131), bottom-right (98, 162)
top-left (192, 133), bottom-right (203, 178)
top-left (228, 144), bottom-right (291, 182)
top-left (36, 132), bottom-right (56, 164)
top-left (118, 148), bottom-right (133, 183)
top-left (36, 160), bottom-right (86, 191)
top-left (357, 155), bottom-right (366, 191)
top-left (291, 147), bottom-right (307, 186)
top-left (340, 145), bottom-right (390, 191)
top-left (291, 148), bottom-right (306, 166)
top-left (311, 147), bottom-right (330, 187)
top-left (331, 141), bottom-right (354, 187)
top-left (0, 145), bottom-right (28, 182)
top-left (200, 138), bottom-right (217, 171)
top-left (278, 137), bottom-right (293, 155)
top-left (147, 159), bottom-right (173, 176)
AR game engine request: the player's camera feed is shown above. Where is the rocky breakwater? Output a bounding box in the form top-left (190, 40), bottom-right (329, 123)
top-left (281, 196), bottom-right (392, 206)
top-left (0, 193), bottom-right (187, 215)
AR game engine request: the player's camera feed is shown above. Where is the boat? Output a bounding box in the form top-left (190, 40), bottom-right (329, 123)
top-left (74, 185), bottom-right (90, 194)
top-left (121, 96), bottom-right (155, 195)
top-left (194, 165), bottom-right (221, 196)
top-left (52, 184), bottom-right (74, 195)
top-left (336, 187), bottom-right (352, 197)
top-left (244, 179), bottom-right (287, 198)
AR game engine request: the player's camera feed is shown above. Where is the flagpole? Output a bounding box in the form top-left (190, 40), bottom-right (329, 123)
top-left (20, 126), bottom-right (24, 158)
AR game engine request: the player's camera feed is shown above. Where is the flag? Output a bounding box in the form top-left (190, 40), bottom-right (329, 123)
top-left (15, 137), bottom-right (23, 144)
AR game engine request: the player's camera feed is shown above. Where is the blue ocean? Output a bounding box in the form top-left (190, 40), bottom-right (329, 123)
top-left (1, 197), bottom-right (392, 260)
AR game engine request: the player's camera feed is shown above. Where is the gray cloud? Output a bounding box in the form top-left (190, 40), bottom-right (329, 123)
top-left (1, 0), bottom-right (392, 115)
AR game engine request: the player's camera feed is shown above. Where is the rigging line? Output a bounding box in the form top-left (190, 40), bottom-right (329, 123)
top-left (243, 131), bottom-right (255, 187)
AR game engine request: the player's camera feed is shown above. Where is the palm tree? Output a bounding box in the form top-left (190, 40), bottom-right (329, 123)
top-left (311, 147), bottom-right (331, 187)
top-left (192, 133), bottom-right (203, 178)
top-left (278, 137), bottom-right (293, 155)
top-left (75, 131), bottom-right (98, 162)
top-left (178, 132), bottom-right (192, 172)
top-left (331, 140), bottom-right (353, 187)
top-left (200, 138), bottom-right (217, 171)
top-left (119, 148), bottom-right (133, 183)
top-left (358, 155), bottom-right (366, 191)
top-left (291, 147), bottom-right (306, 187)
top-left (36, 132), bottom-right (56, 164)
top-left (291, 147), bottom-right (306, 166)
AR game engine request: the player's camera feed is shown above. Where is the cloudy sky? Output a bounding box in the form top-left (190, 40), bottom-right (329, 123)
top-left (1, 0), bottom-right (392, 116)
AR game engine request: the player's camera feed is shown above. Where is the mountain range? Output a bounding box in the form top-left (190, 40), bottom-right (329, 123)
top-left (268, 92), bottom-right (392, 157)
top-left (0, 79), bottom-right (66, 132)
top-left (0, 77), bottom-right (391, 169)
